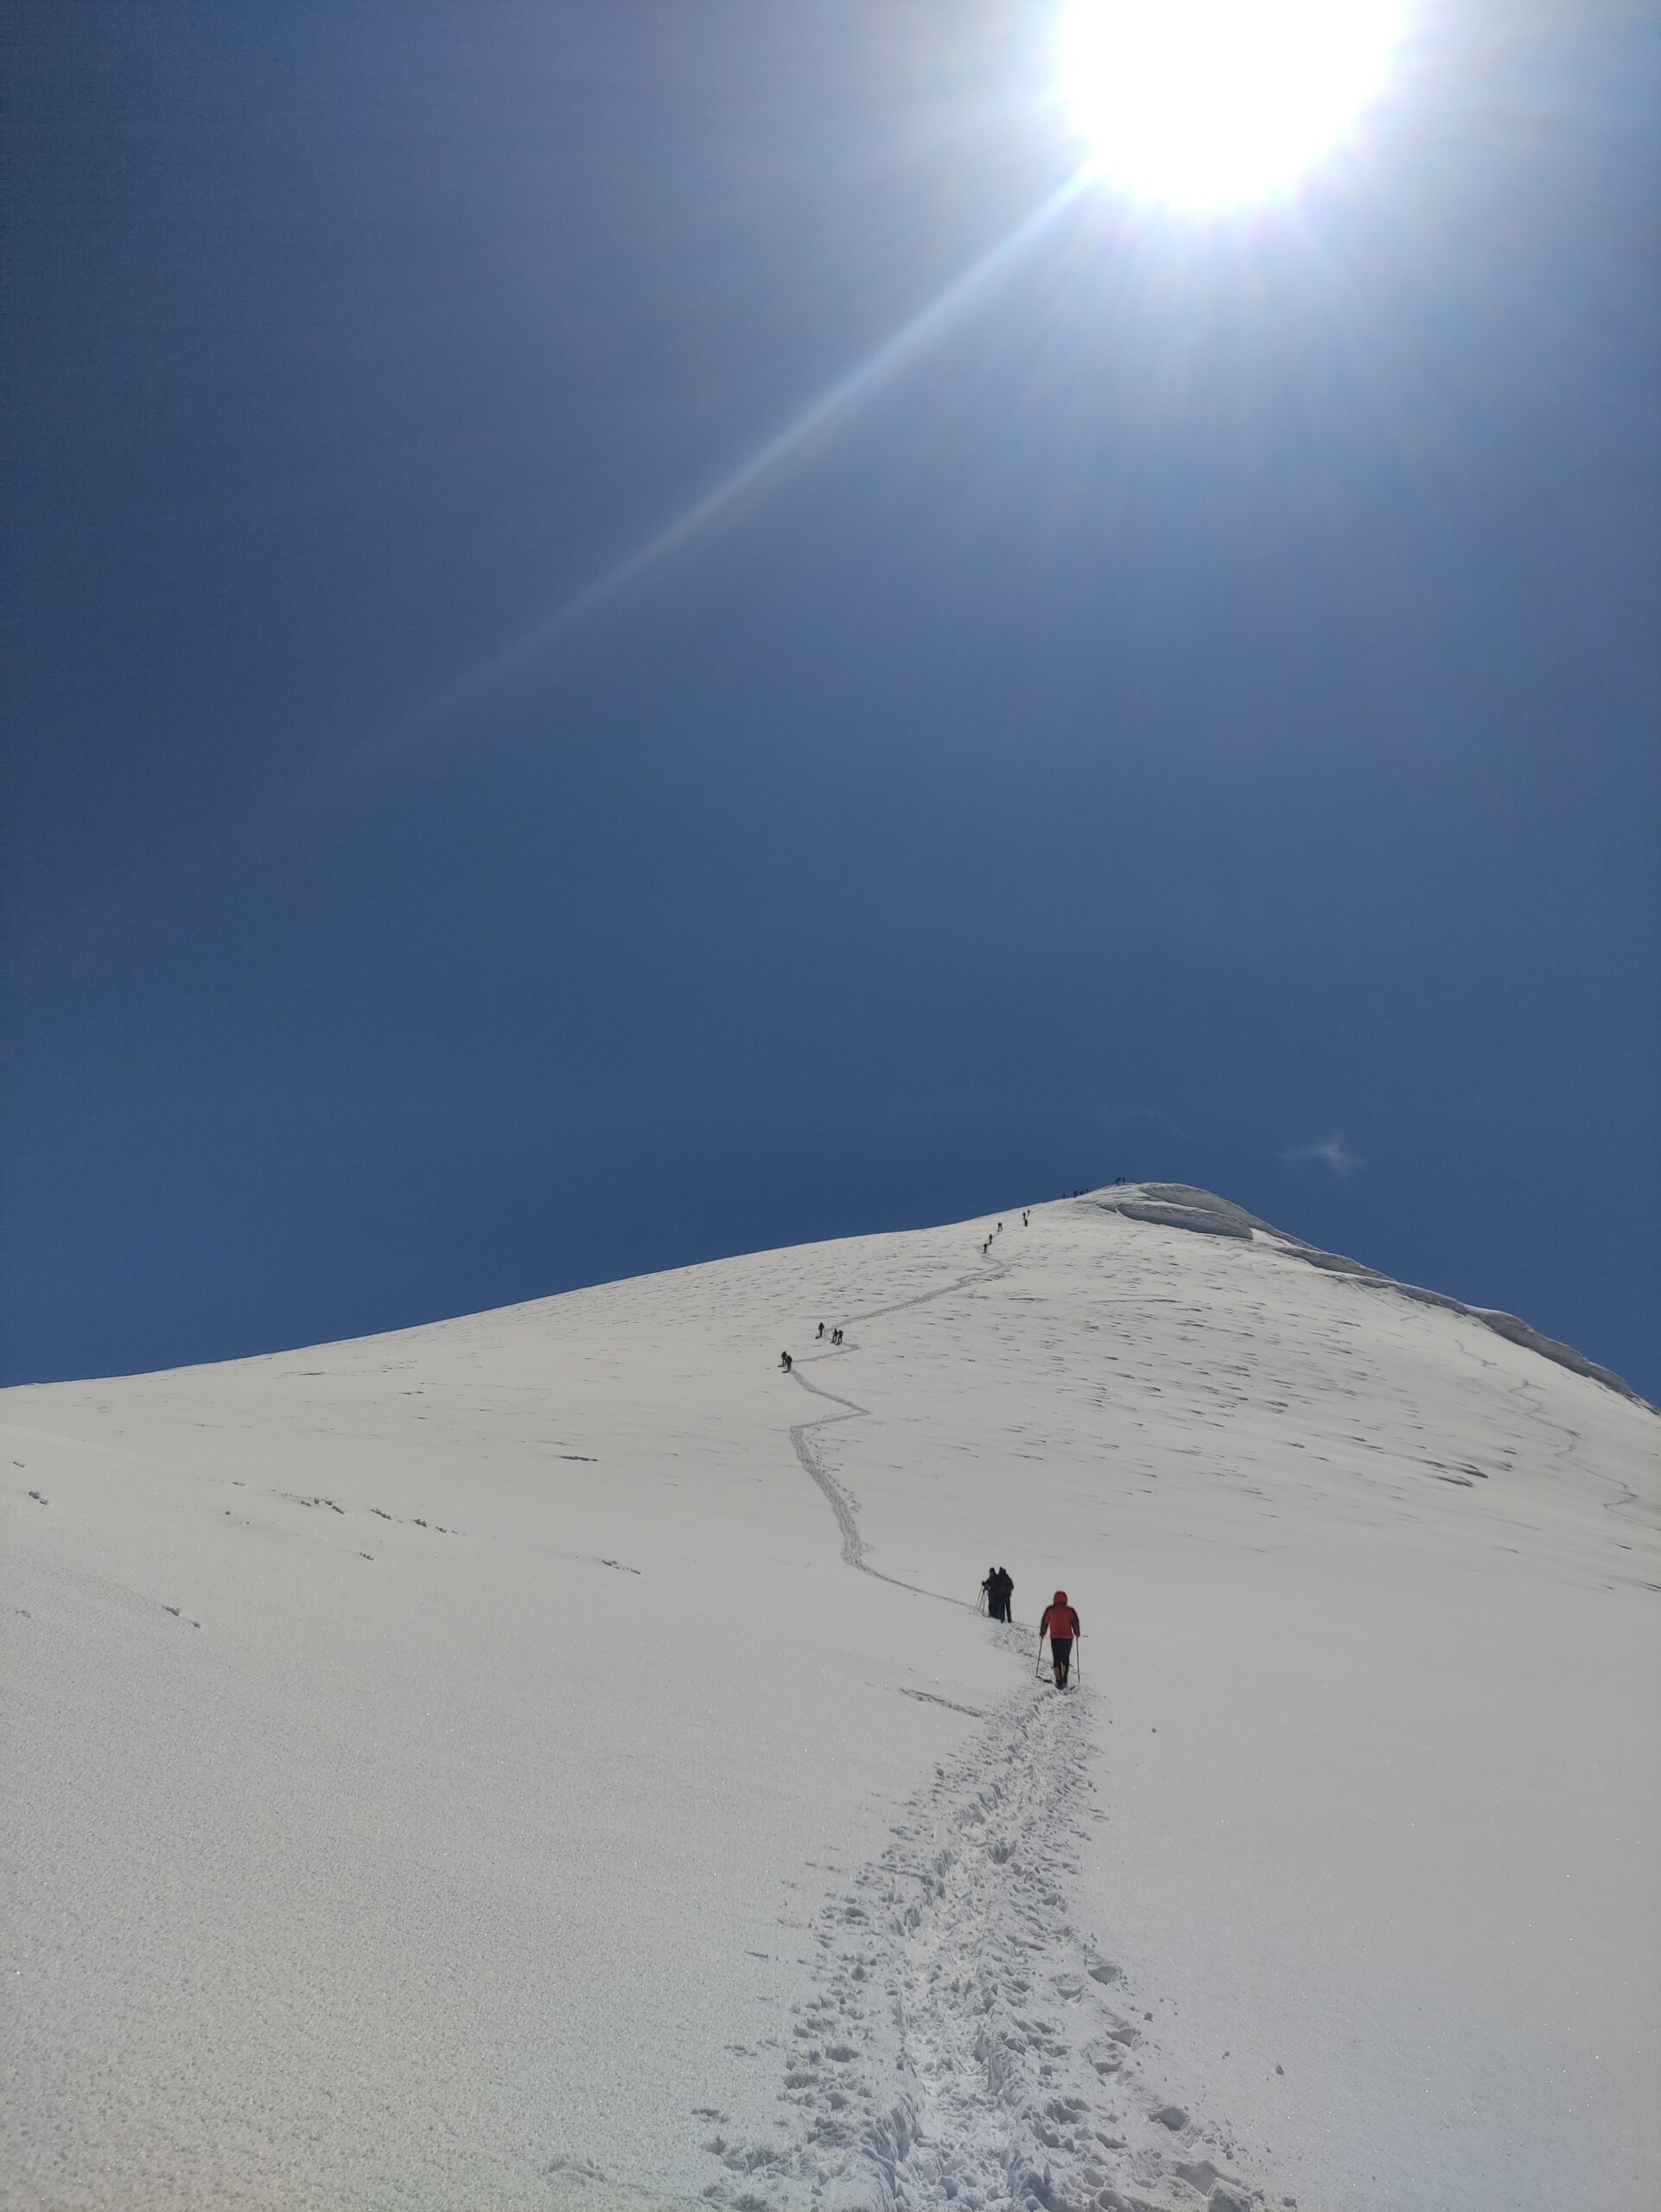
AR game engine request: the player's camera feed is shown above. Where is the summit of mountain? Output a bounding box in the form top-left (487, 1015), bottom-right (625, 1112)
top-left (4, 1191), bottom-right (1658, 2210)
top-left (1087, 1180), bottom-right (1650, 1406)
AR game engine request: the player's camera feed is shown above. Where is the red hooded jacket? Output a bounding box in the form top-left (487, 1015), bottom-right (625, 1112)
top-left (1041, 1591), bottom-right (1080, 1639)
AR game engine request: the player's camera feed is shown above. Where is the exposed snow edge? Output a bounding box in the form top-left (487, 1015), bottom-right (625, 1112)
top-left (1086, 1184), bottom-right (1652, 1411)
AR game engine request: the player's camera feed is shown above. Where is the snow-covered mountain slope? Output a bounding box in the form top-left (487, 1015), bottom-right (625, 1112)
top-left (3, 1189), bottom-right (1657, 2212)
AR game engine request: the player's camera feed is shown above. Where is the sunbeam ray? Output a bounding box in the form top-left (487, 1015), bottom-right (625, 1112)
top-left (306, 171), bottom-right (1088, 806)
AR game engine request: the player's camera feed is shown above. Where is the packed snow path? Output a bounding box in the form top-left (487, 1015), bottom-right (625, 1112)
top-left (786, 1255), bottom-right (1009, 1597)
top-left (763, 1238), bottom-right (1265, 2209)
top-left (3, 1188), bottom-right (1657, 2211)
top-left (705, 1672), bottom-right (1263, 2212)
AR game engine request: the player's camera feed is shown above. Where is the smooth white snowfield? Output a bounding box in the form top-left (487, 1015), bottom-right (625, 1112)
top-left (3, 1187), bottom-right (1658, 2212)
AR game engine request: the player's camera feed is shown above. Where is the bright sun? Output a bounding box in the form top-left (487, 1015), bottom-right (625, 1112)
top-left (1057, 0), bottom-right (1403, 212)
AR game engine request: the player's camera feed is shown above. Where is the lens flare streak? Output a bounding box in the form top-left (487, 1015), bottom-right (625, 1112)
top-left (331, 174), bottom-right (1087, 791)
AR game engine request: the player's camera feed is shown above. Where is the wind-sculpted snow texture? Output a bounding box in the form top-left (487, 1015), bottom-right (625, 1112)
top-left (3, 1189), bottom-right (1658, 2211)
top-left (1095, 1185), bottom-right (1651, 1405)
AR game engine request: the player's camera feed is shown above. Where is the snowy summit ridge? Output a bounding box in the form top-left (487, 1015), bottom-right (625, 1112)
top-left (1091, 1183), bottom-right (1651, 1407)
top-left (3, 1185), bottom-right (1658, 2212)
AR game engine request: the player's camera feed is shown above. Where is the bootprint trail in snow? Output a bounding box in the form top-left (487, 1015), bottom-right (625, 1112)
top-left (731, 1248), bottom-right (1268, 2209)
top-left (704, 1678), bottom-right (1264, 2212)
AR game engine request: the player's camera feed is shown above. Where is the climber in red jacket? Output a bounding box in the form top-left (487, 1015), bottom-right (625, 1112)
top-left (1039, 1590), bottom-right (1080, 1688)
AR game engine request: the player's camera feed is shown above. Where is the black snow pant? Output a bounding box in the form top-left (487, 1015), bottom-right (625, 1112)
top-left (1050, 1637), bottom-right (1072, 1681)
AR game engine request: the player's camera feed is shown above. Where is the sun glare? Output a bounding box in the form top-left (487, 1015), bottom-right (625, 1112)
top-left (1057, 0), bottom-right (1403, 212)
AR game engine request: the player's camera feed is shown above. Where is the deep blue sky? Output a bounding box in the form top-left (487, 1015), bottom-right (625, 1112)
top-left (4, 1), bottom-right (1658, 1395)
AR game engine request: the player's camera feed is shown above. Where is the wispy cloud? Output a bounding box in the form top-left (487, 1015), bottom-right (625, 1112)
top-left (1282, 1133), bottom-right (1360, 1177)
